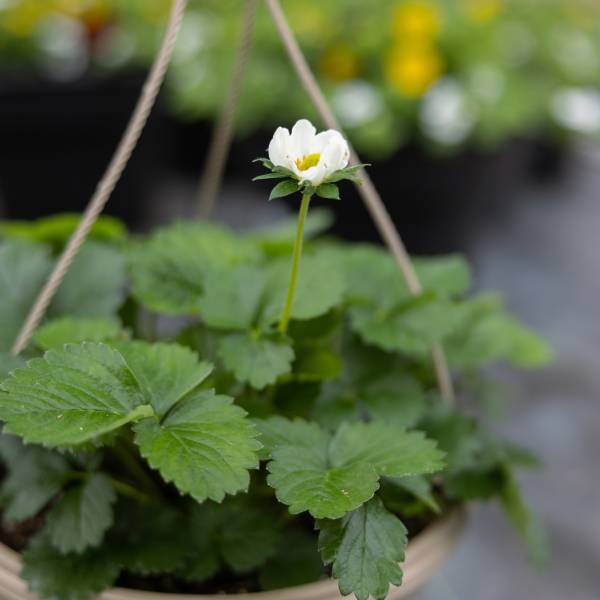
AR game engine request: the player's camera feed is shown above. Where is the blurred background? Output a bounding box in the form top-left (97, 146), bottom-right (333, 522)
top-left (0, 0), bottom-right (599, 598)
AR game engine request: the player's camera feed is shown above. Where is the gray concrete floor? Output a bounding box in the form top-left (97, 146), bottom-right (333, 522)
top-left (415, 145), bottom-right (600, 600)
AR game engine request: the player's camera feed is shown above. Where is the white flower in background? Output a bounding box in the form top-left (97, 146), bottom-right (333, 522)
top-left (551, 27), bottom-right (598, 80)
top-left (95, 27), bottom-right (135, 69)
top-left (420, 78), bottom-right (475, 146)
top-left (268, 119), bottom-right (350, 187)
top-left (551, 87), bottom-right (600, 134)
top-left (35, 14), bottom-right (88, 80)
top-left (173, 13), bottom-right (210, 63)
top-left (332, 81), bottom-right (383, 128)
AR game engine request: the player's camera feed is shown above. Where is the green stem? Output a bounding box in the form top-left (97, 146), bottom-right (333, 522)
top-left (112, 439), bottom-right (165, 502)
top-left (65, 471), bottom-right (154, 504)
top-left (278, 192), bottom-right (311, 334)
top-left (111, 479), bottom-right (155, 504)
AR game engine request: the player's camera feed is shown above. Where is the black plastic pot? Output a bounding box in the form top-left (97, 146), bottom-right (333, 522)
top-left (0, 70), bottom-right (171, 228)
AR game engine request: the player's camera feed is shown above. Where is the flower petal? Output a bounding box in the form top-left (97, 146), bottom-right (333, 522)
top-left (290, 119), bottom-right (317, 157)
top-left (268, 127), bottom-right (293, 169)
top-left (313, 129), bottom-right (343, 152)
top-left (298, 162), bottom-right (328, 186)
top-left (319, 135), bottom-right (351, 178)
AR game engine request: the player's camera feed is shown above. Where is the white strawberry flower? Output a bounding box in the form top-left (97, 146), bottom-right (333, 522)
top-left (254, 119), bottom-right (366, 201)
top-left (268, 119), bottom-right (350, 187)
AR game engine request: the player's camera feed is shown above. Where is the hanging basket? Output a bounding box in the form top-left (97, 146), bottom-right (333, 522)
top-left (0, 508), bottom-right (466, 600)
top-left (2, 2), bottom-right (469, 599)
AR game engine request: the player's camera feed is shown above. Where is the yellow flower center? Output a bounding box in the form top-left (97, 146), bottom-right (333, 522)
top-left (295, 153), bottom-right (321, 171)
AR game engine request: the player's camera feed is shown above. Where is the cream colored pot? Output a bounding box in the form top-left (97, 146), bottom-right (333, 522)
top-left (0, 509), bottom-right (466, 600)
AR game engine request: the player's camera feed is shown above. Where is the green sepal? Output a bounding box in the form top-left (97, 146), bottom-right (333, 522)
top-left (315, 183), bottom-right (340, 200)
top-left (269, 179), bottom-right (301, 201)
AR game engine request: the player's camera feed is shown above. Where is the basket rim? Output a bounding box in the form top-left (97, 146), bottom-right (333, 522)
top-left (0, 506), bottom-right (467, 600)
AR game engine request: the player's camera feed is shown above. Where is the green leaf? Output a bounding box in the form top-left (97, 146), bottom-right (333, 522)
top-left (259, 529), bottom-right (323, 590)
top-left (318, 496), bottom-right (407, 600)
top-left (253, 172), bottom-right (289, 181)
top-left (349, 294), bottom-right (465, 355)
top-left (253, 416), bottom-right (317, 459)
top-left (332, 246), bottom-right (469, 308)
top-left (21, 532), bottom-right (121, 600)
top-left (330, 245), bottom-right (407, 308)
top-left (269, 179), bottom-right (300, 200)
top-left (184, 500), bottom-right (281, 579)
top-left (0, 214), bottom-right (126, 247)
top-left (0, 441), bottom-right (69, 522)
top-left (110, 502), bottom-right (189, 575)
top-left (500, 466), bottom-right (548, 565)
top-left (33, 317), bottom-right (124, 350)
top-left (446, 295), bottom-right (552, 368)
top-left (315, 183), bottom-right (340, 200)
top-left (197, 265), bottom-right (268, 330)
top-left (262, 418), bottom-right (377, 518)
top-left (420, 407), bottom-right (481, 472)
top-left (50, 242), bottom-right (126, 318)
top-left (269, 443), bottom-right (378, 519)
top-left (360, 373), bottom-right (427, 427)
top-left (217, 506), bottom-right (281, 573)
top-left (0, 352), bottom-right (25, 378)
top-left (114, 340), bottom-right (213, 418)
top-left (386, 475), bottom-right (440, 513)
top-left (45, 473), bottom-right (116, 554)
top-left (445, 468), bottom-right (503, 501)
top-left (253, 157), bottom-right (274, 169)
top-left (0, 343), bottom-right (151, 446)
top-left (326, 164), bottom-right (369, 183)
top-left (133, 390), bottom-right (260, 503)
top-left (260, 419), bottom-right (443, 519)
top-left (0, 240), bottom-right (52, 352)
top-left (251, 208), bottom-right (334, 253)
top-left (313, 336), bottom-right (419, 430)
top-left (329, 422), bottom-right (445, 478)
top-left (292, 346), bottom-right (342, 382)
top-left (413, 254), bottom-right (471, 297)
top-left (262, 253), bottom-right (345, 324)
top-left (218, 332), bottom-right (294, 389)
top-left (129, 222), bottom-right (260, 315)
top-left (182, 505), bottom-right (221, 581)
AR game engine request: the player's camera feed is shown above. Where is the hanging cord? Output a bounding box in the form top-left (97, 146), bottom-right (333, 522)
top-left (264, 0), bottom-right (455, 403)
top-left (11, 0), bottom-right (188, 356)
top-left (197, 0), bottom-right (258, 217)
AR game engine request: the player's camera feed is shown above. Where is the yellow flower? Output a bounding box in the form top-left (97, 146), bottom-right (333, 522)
top-left (392, 1), bottom-right (441, 40)
top-left (0, 0), bottom-right (112, 37)
top-left (385, 43), bottom-right (444, 98)
top-left (1, 0), bottom-right (54, 36)
top-left (319, 43), bottom-right (360, 82)
top-left (463, 0), bottom-right (503, 23)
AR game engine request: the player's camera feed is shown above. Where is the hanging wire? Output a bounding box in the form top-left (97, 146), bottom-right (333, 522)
top-left (263, 0), bottom-right (455, 403)
top-left (197, 0), bottom-right (258, 217)
top-left (11, 0), bottom-right (188, 356)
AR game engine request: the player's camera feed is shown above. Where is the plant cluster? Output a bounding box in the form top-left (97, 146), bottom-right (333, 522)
top-left (0, 203), bottom-right (550, 600)
top-left (2, 1), bottom-right (600, 153)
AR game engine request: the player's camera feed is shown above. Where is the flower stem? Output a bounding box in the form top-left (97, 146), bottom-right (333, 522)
top-left (112, 438), bottom-right (165, 502)
top-left (66, 471), bottom-right (154, 504)
top-left (278, 192), bottom-right (311, 334)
